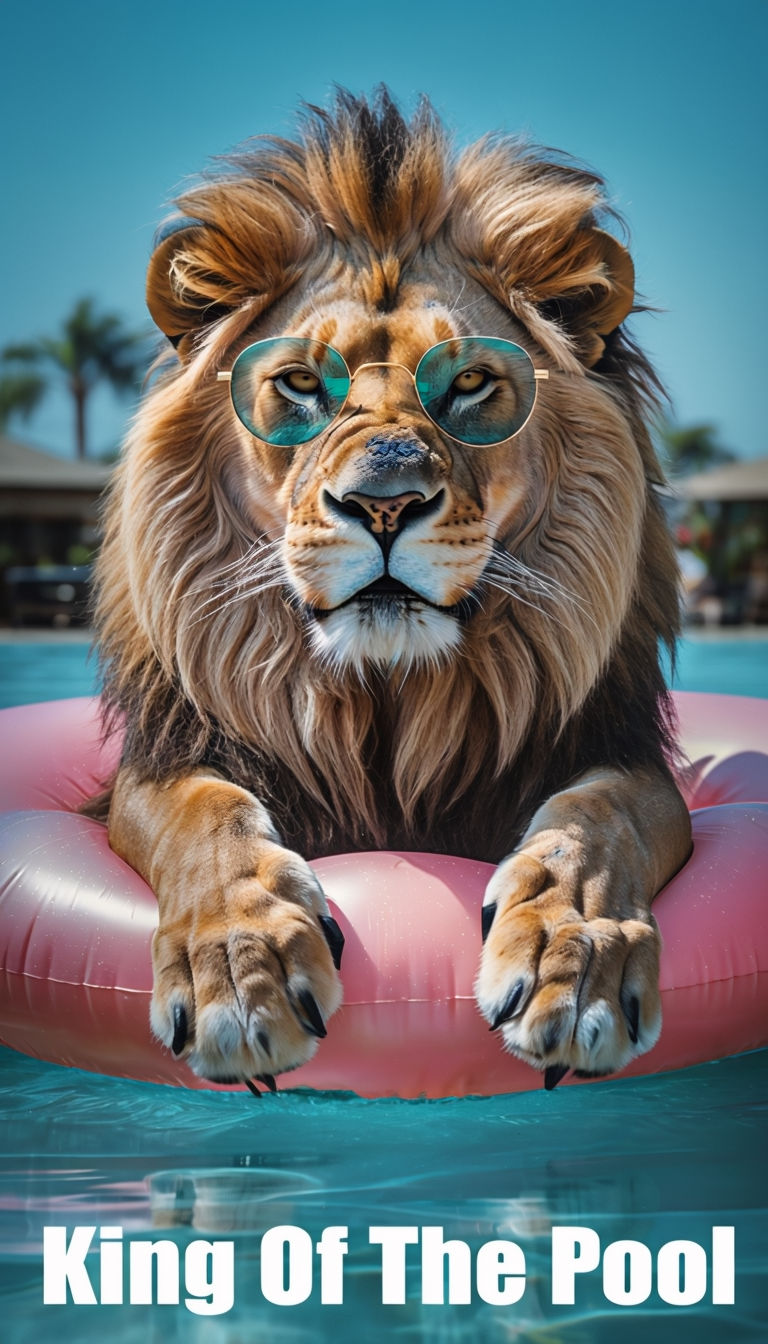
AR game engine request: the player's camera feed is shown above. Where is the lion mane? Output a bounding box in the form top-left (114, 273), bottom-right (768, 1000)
top-left (93, 89), bottom-right (680, 862)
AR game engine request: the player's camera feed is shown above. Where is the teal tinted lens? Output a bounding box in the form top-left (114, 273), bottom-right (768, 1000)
top-left (414, 338), bottom-right (537, 445)
top-left (229, 338), bottom-right (350, 445)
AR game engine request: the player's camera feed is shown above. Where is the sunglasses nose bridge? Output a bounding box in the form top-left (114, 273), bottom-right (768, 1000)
top-left (350, 360), bottom-right (416, 382)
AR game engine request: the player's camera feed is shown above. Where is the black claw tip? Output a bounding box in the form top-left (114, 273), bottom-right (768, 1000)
top-left (256, 1073), bottom-right (278, 1093)
top-left (296, 988), bottom-right (327, 1038)
top-left (171, 1004), bottom-right (188, 1056)
top-left (244, 1078), bottom-right (262, 1098)
top-left (489, 981), bottom-right (525, 1030)
top-left (481, 902), bottom-right (497, 944)
top-left (544, 1064), bottom-right (570, 1091)
top-left (257, 1030), bottom-right (271, 1056)
top-left (319, 914), bottom-right (345, 970)
top-left (624, 994), bottom-right (640, 1045)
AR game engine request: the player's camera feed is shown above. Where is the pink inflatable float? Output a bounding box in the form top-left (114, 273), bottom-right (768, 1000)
top-left (0, 692), bottom-right (766, 1098)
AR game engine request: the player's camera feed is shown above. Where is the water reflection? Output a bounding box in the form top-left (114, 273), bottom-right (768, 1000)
top-left (149, 1167), bottom-right (322, 1233)
top-left (0, 1047), bottom-right (765, 1341)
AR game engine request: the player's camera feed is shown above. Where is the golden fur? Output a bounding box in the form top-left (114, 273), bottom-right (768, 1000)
top-left (92, 91), bottom-right (691, 1085)
top-left (96, 94), bottom-right (676, 850)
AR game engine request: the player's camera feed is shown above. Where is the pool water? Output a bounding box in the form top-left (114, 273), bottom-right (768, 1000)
top-left (0, 632), bottom-right (766, 708)
top-left (1, 634), bottom-right (766, 1341)
top-left (0, 635), bottom-right (97, 709)
top-left (0, 1049), bottom-right (765, 1342)
top-left (667, 634), bottom-right (767, 698)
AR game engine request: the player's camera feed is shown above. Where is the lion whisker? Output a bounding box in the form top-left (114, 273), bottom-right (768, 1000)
top-left (188, 575), bottom-right (282, 619)
top-left (188, 574), bottom-right (287, 625)
top-left (479, 566), bottom-right (584, 626)
top-left (188, 540), bottom-right (285, 595)
top-left (187, 549), bottom-right (285, 614)
top-left (484, 543), bottom-right (583, 601)
top-left (197, 567), bottom-right (285, 605)
top-left (486, 564), bottom-right (588, 618)
top-left (479, 572), bottom-right (551, 617)
top-left (481, 543), bottom-right (598, 629)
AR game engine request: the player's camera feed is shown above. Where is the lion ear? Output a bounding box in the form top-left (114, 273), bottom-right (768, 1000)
top-left (146, 217), bottom-right (233, 350)
top-left (586, 229), bottom-right (635, 337)
top-left (538, 228), bottom-right (635, 367)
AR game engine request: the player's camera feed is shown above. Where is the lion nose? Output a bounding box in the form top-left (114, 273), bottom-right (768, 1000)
top-left (341, 491), bottom-right (425, 536)
top-left (323, 487), bottom-right (445, 544)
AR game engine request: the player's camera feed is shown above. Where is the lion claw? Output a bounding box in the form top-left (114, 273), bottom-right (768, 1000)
top-left (293, 988), bottom-right (327, 1038)
top-left (623, 993), bottom-right (640, 1044)
top-left (319, 914), bottom-right (345, 970)
top-left (481, 902), bottom-right (497, 944)
top-left (171, 1003), bottom-right (188, 1055)
top-left (544, 1064), bottom-right (569, 1091)
top-left (489, 981), bottom-right (525, 1030)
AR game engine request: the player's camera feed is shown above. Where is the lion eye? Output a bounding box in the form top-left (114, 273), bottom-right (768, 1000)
top-left (452, 368), bottom-right (487, 394)
top-left (282, 369), bottom-right (321, 394)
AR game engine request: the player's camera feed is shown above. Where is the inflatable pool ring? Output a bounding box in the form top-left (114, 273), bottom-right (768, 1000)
top-left (0, 692), bottom-right (766, 1098)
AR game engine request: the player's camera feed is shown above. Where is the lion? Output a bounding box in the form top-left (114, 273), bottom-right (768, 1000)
top-left (92, 88), bottom-right (692, 1093)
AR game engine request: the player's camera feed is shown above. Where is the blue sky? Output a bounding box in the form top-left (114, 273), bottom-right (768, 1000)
top-left (1, 0), bottom-right (765, 460)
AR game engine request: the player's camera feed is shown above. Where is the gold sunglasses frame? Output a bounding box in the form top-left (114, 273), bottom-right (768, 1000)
top-left (217, 337), bottom-right (549, 448)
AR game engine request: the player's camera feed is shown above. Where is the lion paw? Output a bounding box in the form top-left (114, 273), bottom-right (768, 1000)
top-left (475, 851), bottom-right (661, 1086)
top-left (149, 845), bottom-right (343, 1087)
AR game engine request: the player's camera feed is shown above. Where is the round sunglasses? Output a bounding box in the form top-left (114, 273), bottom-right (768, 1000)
top-left (217, 336), bottom-right (549, 448)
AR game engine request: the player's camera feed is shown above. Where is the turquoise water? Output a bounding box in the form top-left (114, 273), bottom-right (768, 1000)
top-left (0, 636), bottom-right (766, 1341)
top-left (1, 632), bottom-right (766, 709)
top-left (0, 638), bottom-right (98, 709)
top-left (668, 636), bottom-right (767, 698)
top-left (0, 1048), bottom-right (765, 1341)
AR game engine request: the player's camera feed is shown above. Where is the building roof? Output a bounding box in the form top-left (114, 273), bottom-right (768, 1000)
top-left (0, 435), bottom-right (114, 491)
top-left (676, 457), bottom-right (768, 502)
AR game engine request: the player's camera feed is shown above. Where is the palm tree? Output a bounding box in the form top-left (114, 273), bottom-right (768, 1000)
top-left (658, 422), bottom-right (736, 478)
top-left (1, 298), bottom-right (145, 459)
top-left (0, 370), bottom-right (46, 432)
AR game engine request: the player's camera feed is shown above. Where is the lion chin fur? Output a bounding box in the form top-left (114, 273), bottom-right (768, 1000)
top-left (308, 599), bottom-right (464, 675)
top-left (90, 88), bottom-right (682, 862)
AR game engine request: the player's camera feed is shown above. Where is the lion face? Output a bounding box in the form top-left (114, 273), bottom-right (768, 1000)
top-left (229, 275), bottom-right (539, 673)
top-left (133, 93), bottom-right (649, 690)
